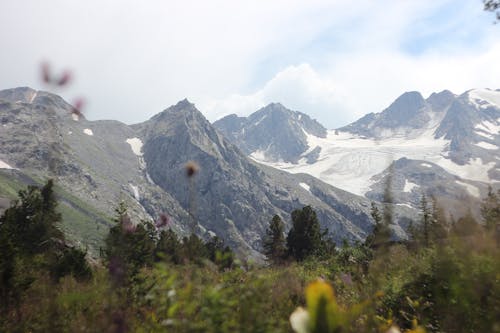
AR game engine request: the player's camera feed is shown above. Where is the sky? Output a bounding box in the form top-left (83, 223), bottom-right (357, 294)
top-left (0, 0), bottom-right (499, 129)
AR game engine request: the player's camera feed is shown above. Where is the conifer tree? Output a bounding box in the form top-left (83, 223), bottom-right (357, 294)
top-left (103, 202), bottom-right (155, 286)
top-left (263, 215), bottom-right (286, 265)
top-left (420, 194), bottom-right (431, 247)
top-left (481, 186), bottom-right (500, 231)
top-left (155, 229), bottom-right (182, 264)
top-left (365, 201), bottom-right (391, 249)
top-left (286, 206), bottom-right (324, 261)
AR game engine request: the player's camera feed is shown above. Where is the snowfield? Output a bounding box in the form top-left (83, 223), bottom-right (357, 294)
top-left (126, 138), bottom-right (143, 156)
top-left (0, 160), bottom-right (14, 169)
top-left (250, 110), bottom-right (497, 196)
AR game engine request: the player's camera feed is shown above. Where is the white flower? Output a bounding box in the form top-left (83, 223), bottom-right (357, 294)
top-left (290, 307), bottom-right (310, 333)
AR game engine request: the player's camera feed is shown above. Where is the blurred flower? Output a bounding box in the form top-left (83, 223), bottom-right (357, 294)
top-left (121, 214), bottom-right (136, 233)
top-left (185, 161), bottom-right (199, 178)
top-left (41, 61), bottom-right (51, 83)
top-left (156, 213), bottom-right (170, 228)
top-left (339, 272), bottom-right (353, 285)
top-left (290, 307), bottom-right (310, 333)
top-left (71, 97), bottom-right (85, 116)
top-left (57, 70), bottom-right (72, 86)
top-left (108, 256), bottom-right (125, 284)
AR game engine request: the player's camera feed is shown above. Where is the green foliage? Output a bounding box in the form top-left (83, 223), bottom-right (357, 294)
top-left (287, 206), bottom-right (327, 261)
top-left (155, 228), bottom-right (182, 264)
top-left (365, 202), bottom-right (392, 250)
top-left (102, 202), bottom-right (156, 286)
top-left (0, 179), bottom-right (92, 314)
top-left (1, 183), bottom-right (500, 332)
top-left (263, 215), bottom-right (287, 265)
top-left (481, 186), bottom-right (500, 231)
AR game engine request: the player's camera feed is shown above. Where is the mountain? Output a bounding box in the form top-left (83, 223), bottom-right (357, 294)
top-left (0, 87), bottom-right (412, 258)
top-left (224, 89), bottom-right (500, 216)
top-left (213, 103), bottom-right (327, 163)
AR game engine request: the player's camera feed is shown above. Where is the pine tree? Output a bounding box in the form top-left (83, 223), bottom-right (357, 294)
top-left (205, 235), bottom-right (234, 270)
top-left (420, 194), bottom-right (431, 247)
top-left (180, 234), bottom-right (208, 263)
top-left (286, 206), bottom-right (325, 261)
top-left (481, 186), bottom-right (500, 231)
top-left (155, 229), bottom-right (182, 264)
top-left (103, 202), bottom-right (155, 286)
top-left (365, 201), bottom-right (391, 249)
top-left (430, 195), bottom-right (448, 241)
top-left (263, 215), bottom-right (286, 265)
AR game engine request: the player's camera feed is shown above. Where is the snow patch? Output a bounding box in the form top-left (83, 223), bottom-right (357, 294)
top-left (469, 89), bottom-right (500, 108)
top-left (475, 120), bottom-right (500, 135)
top-left (126, 138), bottom-right (143, 156)
top-left (476, 130), bottom-right (494, 140)
top-left (0, 160), bottom-right (14, 169)
top-left (28, 90), bottom-right (37, 103)
top-left (83, 128), bottom-right (93, 136)
top-left (474, 141), bottom-right (498, 150)
top-left (146, 172), bottom-right (155, 184)
top-left (421, 163), bottom-right (432, 168)
top-left (299, 182), bottom-right (311, 192)
top-left (250, 150), bottom-right (267, 161)
top-left (455, 181), bottom-right (480, 198)
top-left (396, 203), bottom-right (414, 209)
top-left (403, 179), bottom-right (418, 193)
top-left (129, 184), bottom-right (140, 201)
top-left (72, 113), bottom-right (79, 121)
top-left (253, 114), bottom-right (268, 126)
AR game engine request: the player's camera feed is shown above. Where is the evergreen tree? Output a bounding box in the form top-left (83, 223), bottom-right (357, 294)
top-left (286, 206), bottom-right (324, 261)
top-left (0, 180), bottom-right (91, 311)
top-left (103, 202), bottom-right (155, 286)
top-left (382, 166), bottom-right (395, 226)
top-left (180, 234), bottom-right (208, 263)
top-left (430, 195), bottom-right (448, 241)
top-left (205, 235), bottom-right (235, 270)
top-left (451, 212), bottom-right (482, 238)
top-left (263, 215), bottom-right (286, 265)
top-left (365, 201), bottom-right (391, 249)
top-left (481, 186), bottom-right (500, 231)
top-left (155, 229), bottom-right (182, 264)
top-left (420, 194), bottom-right (431, 247)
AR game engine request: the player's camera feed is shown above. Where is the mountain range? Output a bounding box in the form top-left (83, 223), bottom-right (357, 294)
top-left (215, 88), bottom-right (500, 216)
top-left (1, 86), bottom-right (498, 258)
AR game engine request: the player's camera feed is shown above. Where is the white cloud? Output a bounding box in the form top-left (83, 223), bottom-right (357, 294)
top-left (0, 0), bottom-right (498, 128)
top-left (201, 64), bottom-right (345, 127)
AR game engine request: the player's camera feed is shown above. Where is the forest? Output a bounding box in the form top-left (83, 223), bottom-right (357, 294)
top-left (0, 179), bottom-right (499, 332)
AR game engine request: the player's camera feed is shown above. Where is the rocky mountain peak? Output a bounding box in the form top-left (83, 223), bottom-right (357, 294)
top-left (426, 90), bottom-right (455, 111)
top-left (214, 102), bottom-right (327, 163)
top-left (383, 91), bottom-right (426, 119)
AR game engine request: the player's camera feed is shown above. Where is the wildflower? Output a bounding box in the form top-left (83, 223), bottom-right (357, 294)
top-left (41, 61), bottom-right (51, 83)
top-left (121, 214), bottom-right (136, 233)
top-left (185, 161), bottom-right (199, 178)
top-left (290, 307), bottom-right (310, 333)
top-left (71, 97), bottom-right (85, 116)
top-left (156, 213), bottom-right (170, 228)
top-left (57, 70), bottom-right (72, 86)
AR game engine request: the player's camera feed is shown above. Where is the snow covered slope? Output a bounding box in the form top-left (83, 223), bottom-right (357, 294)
top-left (246, 89), bottom-right (500, 197)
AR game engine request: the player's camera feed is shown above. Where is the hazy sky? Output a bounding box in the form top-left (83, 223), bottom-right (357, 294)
top-left (0, 1), bottom-right (499, 128)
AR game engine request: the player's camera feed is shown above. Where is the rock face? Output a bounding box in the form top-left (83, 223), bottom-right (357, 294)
top-left (214, 103), bottom-right (327, 163)
top-left (1, 87), bottom-right (406, 258)
top-left (133, 100), bottom-right (408, 256)
top-left (340, 91), bottom-right (446, 138)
